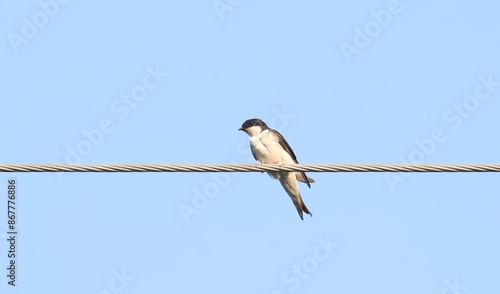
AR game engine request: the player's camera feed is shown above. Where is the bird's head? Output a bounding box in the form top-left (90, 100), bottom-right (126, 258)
top-left (238, 118), bottom-right (269, 136)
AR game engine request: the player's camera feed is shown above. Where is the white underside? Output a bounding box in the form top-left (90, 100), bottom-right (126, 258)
top-left (250, 129), bottom-right (296, 182)
top-left (245, 126), bottom-right (302, 206)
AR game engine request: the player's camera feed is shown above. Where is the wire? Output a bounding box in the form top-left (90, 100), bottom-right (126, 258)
top-left (0, 163), bottom-right (500, 172)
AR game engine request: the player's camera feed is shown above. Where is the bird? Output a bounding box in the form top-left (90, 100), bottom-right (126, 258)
top-left (239, 118), bottom-right (315, 220)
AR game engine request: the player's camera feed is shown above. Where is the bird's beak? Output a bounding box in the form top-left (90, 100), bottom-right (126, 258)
top-left (238, 127), bottom-right (244, 131)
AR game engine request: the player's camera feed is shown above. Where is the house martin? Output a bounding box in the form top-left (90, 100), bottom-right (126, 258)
top-left (239, 118), bottom-right (315, 220)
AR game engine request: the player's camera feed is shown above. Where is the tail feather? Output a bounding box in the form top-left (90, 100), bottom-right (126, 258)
top-left (293, 194), bottom-right (313, 220)
top-left (279, 175), bottom-right (313, 220)
top-left (296, 172), bottom-right (315, 188)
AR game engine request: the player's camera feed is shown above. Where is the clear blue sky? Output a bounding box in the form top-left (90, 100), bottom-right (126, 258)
top-left (1, 0), bottom-right (500, 293)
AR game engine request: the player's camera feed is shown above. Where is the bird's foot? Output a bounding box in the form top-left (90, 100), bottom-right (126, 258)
top-left (255, 161), bottom-right (264, 174)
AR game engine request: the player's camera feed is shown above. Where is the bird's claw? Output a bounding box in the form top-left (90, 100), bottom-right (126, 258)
top-left (255, 161), bottom-right (264, 174)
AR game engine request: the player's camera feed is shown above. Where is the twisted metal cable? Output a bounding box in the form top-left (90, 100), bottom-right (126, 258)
top-left (0, 163), bottom-right (500, 172)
